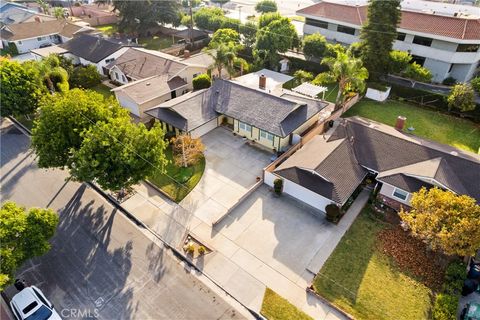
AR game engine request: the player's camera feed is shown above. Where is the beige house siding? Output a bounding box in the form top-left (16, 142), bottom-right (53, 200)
top-left (293, 114), bottom-right (319, 135)
top-left (379, 182), bottom-right (413, 206)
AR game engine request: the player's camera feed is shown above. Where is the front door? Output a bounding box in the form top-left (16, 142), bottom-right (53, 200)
top-left (171, 90), bottom-right (176, 99)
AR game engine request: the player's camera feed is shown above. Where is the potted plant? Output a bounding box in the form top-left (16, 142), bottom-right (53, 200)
top-left (273, 178), bottom-right (283, 196)
top-left (325, 204), bottom-right (341, 223)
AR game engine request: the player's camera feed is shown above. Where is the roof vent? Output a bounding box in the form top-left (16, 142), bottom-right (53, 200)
top-left (146, 82), bottom-right (151, 86)
top-left (450, 151), bottom-right (458, 156)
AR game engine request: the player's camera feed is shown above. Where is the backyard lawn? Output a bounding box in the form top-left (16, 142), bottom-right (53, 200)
top-left (261, 288), bottom-right (313, 320)
top-left (344, 99), bottom-right (480, 153)
top-left (313, 207), bottom-right (433, 320)
top-left (90, 83), bottom-right (114, 99)
top-left (148, 147), bottom-right (205, 202)
top-left (139, 35), bottom-right (174, 50)
top-left (96, 24), bottom-right (118, 36)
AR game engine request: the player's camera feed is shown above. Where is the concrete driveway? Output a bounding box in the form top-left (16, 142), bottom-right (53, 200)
top-left (181, 127), bottom-right (272, 225)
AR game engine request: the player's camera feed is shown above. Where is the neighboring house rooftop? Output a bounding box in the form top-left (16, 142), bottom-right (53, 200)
top-left (112, 74), bottom-right (187, 105)
top-left (146, 79), bottom-right (328, 137)
top-left (0, 20), bottom-right (89, 41)
top-left (178, 50), bottom-right (214, 69)
top-left (298, 0), bottom-right (480, 40)
top-left (30, 45), bottom-right (68, 57)
top-left (276, 116), bottom-right (480, 204)
top-left (60, 33), bottom-right (133, 63)
top-left (107, 47), bottom-right (188, 80)
top-left (0, 7), bottom-right (52, 25)
top-left (234, 69), bottom-right (293, 92)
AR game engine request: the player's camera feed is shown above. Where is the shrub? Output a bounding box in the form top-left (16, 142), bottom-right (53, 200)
top-left (198, 246), bottom-right (206, 255)
top-left (471, 77), bottom-right (480, 93)
top-left (448, 83), bottom-right (476, 112)
top-left (403, 62), bottom-right (432, 82)
top-left (255, 0), bottom-right (277, 13)
top-left (442, 261), bottom-right (467, 294)
top-left (325, 204), bottom-right (341, 222)
top-left (302, 33), bottom-right (327, 59)
top-left (293, 70), bottom-right (313, 85)
top-left (273, 178), bottom-right (283, 195)
top-left (389, 50), bottom-right (411, 74)
top-left (185, 243), bottom-right (195, 255)
top-left (442, 76), bottom-right (457, 86)
top-left (432, 293), bottom-right (458, 320)
top-left (69, 65), bottom-right (101, 89)
top-left (192, 73), bottom-right (211, 90)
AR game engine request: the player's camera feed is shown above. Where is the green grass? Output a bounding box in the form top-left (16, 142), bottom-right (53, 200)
top-left (148, 147), bottom-right (205, 202)
top-left (313, 207), bottom-right (432, 320)
top-left (90, 83), bottom-right (114, 99)
top-left (344, 99), bottom-right (480, 153)
top-left (138, 35), bottom-right (174, 50)
top-left (96, 24), bottom-right (118, 36)
top-left (261, 288), bottom-right (313, 320)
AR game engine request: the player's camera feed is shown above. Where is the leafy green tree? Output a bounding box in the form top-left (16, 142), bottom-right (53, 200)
top-left (24, 54), bottom-right (70, 93)
top-left (69, 65), bottom-right (101, 89)
top-left (193, 73), bottom-right (211, 90)
top-left (403, 62), bottom-right (432, 82)
top-left (206, 42), bottom-right (244, 78)
top-left (31, 89), bottom-right (129, 169)
top-left (254, 14), bottom-right (299, 68)
top-left (0, 58), bottom-right (44, 117)
top-left (209, 28), bottom-right (241, 48)
top-left (360, 0), bottom-right (401, 80)
top-left (400, 187), bottom-right (480, 256)
top-left (470, 76), bottom-right (480, 93)
top-left (255, 0), bottom-right (277, 13)
top-left (70, 119), bottom-right (168, 192)
top-left (293, 70), bottom-right (313, 85)
top-left (447, 83), bottom-right (476, 112)
top-left (315, 49), bottom-right (368, 107)
top-left (52, 7), bottom-right (65, 19)
top-left (113, 0), bottom-right (181, 32)
top-left (193, 7), bottom-right (224, 31)
top-left (389, 50), bottom-right (412, 74)
top-left (302, 33), bottom-right (327, 59)
top-left (239, 21), bottom-right (257, 48)
top-left (0, 201), bottom-right (58, 290)
top-left (325, 43), bottom-right (346, 57)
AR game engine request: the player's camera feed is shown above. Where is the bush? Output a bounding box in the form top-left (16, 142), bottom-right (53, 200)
top-left (185, 244), bottom-right (195, 255)
top-left (273, 178), bottom-right (283, 195)
top-left (192, 73), bottom-right (211, 90)
top-left (471, 77), bottom-right (480, 93)
top-left (69, 65), bottom-right (101, 89)
top-left (432, 293), bottom-right (458, 320)
top-left (389, 50), bottom-right (411, 74)
top-left (255, 0), bottom-right (277, 13)
top-left (325, 204), bottom-right (341, 222)
top-left (447, 83), bottom-right (476, 112)
top-left (403, 62), bottom-right (432, 82)
top-left (442, 76), bottom-right (457, 86)
top-left (198, 246), bottom-right (206, 255)
top-left (302, 33), bottom-right (327, 59)
top-left (443, 261), bottom-right (467, 294)
top-left (293, 70), bottom-right (313, 85)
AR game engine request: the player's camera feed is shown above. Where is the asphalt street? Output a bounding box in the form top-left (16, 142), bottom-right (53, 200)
top-left (0, 118), bottom-right (247, 320)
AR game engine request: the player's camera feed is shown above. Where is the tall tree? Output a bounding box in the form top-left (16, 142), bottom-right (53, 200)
top-left (209, 28), bottom-right (241, 48)
top-left (52, 7), bottom-right (65, 19)
top-left (70, 120), bottom-right (168, 192)
top-left (0, 201), bottom-right (59, 290)
top-left (255, 0), bottom-right (277, 13)
top-left (400, 187), bottom-right (480, 257)
top-left (31, 89), bottom-right (129, 169)
top-left (0, 58), bottom-right (44, 117)
top-left (171, 134), bottom-right (205, 168)
top-left (315, 49), bottom-right (368, 107)
top-left (302, 33), bottom-right (327, 60)
top-left (193, 7), bottom-right (224, 31)
top-left (360, 0), bottom-right (401, 80)
top-left (206, 42), bottom-right (244, 78)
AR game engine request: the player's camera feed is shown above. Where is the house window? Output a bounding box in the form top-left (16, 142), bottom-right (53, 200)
top-left (121, 75), bottom-right (126, 82)
top-left (396, 32), bottom-right (406, 41)
top-left (411, 55), bottom-right (426, 67)
top-left (260, 130), bottom-right (274, 142)
top-left (37, 36), bottom-right (45, 41)
top-left (456, 44), bottom-right (480, 53)
top-left (448, 64), bottom-right (454, 73)
top-left (337, 25), bottom-right (356, 35)
top-left (305, 18), bottom-right (328, 29)
top-left (413, 36), bottom-right (432, 47)
top-left (17, 40), bottom-right (22, 45)
top-left (392, 188), bottom-right (408, 201)
top-left (115, 72), bottom-right (119, 80)
top-left (239, 122), bottom-right (251, 132)
top-left (192, 73), bottom-right (200, 79)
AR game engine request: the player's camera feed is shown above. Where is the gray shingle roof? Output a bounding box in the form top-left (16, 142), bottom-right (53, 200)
top-left (1, 20), bottom-right (86, 41)
top-left (377, 174), bottom-right (433, 193)
top-left (60, 34), bottom-right (131, 63)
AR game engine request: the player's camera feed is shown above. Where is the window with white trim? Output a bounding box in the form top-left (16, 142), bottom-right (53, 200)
top-left (392, 188), bottom-right (408, 201)
top-left (260, 130), bottom-right (274, 141)
top-left (239, 122), bottom-right (251, 132)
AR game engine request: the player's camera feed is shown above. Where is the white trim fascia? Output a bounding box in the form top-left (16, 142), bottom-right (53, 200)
top-left (11, 32), bottom-right (60, 42)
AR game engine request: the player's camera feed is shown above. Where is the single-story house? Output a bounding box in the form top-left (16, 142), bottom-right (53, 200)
top-left (0, 3), bottom-right (55, 26)
top-left (0, 19), bottom-right (93, 53)
top-left (109, 47), bottom-right (216, 120)
top-left (265, 117), bottom-right (480, 212)
top-left (31, 45), bottom-right (69, 60)
top-left (59, 34), bottom-right (135, 75)
top-left (145, 77), bottom-right (330, 150)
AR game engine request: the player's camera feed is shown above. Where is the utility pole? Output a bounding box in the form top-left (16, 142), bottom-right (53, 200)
top-left (189, 0), bottom-right (194, 44)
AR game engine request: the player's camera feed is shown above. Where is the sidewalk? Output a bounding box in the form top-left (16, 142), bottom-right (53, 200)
top-left (122, 180), bottom-right (370, 319)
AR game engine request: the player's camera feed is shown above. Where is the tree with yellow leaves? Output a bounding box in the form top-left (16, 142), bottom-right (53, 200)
top-left (171, 134), bottom-right (205, 168)
top-left (400, 187), bottom-right (480, 257)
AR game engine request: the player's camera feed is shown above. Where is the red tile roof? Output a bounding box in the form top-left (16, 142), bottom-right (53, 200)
top-left (298, 1), bottom-right (480, 40)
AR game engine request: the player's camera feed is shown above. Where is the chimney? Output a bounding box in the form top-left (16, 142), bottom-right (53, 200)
top-left (259, 74), bottom-right (266, 90)
top-left (395, 116), bottom-right (406, 131)
top-left (183, 50), bottom-right (190, 58)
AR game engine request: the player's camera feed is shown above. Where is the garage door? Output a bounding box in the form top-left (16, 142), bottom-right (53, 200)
top-left (190, 118), bottom-right (218, 138)
top-left (282, 179), bottom-right (332, 213)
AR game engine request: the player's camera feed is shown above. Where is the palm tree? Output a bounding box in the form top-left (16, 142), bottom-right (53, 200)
top-left (318, 48), bottom-right (369, 107)
top-left (52, 7), bottom-right (65, 19)
top-left (205, 43), bottom-right (244, 79)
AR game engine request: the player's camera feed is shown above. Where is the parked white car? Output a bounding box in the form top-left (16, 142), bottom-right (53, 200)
top-left (10, 286), bottom-right (61, 320)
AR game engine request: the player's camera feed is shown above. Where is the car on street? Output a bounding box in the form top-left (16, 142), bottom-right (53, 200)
top-left (10, 286), bottom-right (61, 320)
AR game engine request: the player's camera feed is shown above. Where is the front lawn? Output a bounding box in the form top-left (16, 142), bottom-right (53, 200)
top-left (96, 24), bottom-right (118, 36)
top-left (313, 207), bottom-right (433, 320)
top-left (148, 147), bottom-right (205, 202)
top-left (344, 99), bottom-right (480, 153)
top-left (261, 288), bottom-right (313, 320)
top-left (138, 35), bottom-right (173, 50)
top-left (90, 84), bottom-right (114, 99)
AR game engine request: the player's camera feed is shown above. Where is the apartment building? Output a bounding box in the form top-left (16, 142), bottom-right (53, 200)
top-left (297, 0), bottom-right (480, 82)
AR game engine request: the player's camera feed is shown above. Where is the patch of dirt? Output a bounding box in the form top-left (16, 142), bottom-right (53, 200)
top-left (377, 226), bottom-right (447, 291)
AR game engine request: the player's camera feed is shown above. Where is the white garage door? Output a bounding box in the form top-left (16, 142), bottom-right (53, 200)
top-left (282, 179), bottom-right (333, 213)
top-left (190, 118), bottom-right (218, 138)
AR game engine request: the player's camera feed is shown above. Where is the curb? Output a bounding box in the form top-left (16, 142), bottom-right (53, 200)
top-left (306, 286), bottom-right (354, 320)
top-left (7, 117), bottom-right (263, 320)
